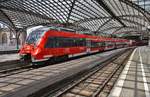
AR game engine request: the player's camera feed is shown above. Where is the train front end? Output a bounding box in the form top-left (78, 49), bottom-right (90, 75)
top-left (19, 27), bottom-right (49, 63)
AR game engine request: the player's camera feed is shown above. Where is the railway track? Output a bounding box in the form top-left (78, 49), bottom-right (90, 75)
top-left (0, 47), bottom-right (130, 78)
top-left (0, 56), bottom-right (90, 78)
top-left (0, 47), bottom-right (127, 73)
top-left (0, 49), bottom-right (118, 78)
top-left (0, 52), bottom-right (107, 78)
top-left (0, 51), bottom-right (96, 71)
top-left (0, 64), bottom-right (33, 78)
top-left (46, 49), bottom-right (132, 97)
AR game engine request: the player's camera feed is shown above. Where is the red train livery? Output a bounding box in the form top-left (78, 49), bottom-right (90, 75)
top-left (19, 26), bottom-right (131, 65)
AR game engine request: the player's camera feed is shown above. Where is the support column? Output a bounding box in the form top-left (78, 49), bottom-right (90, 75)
top-left (15, 31), bottom-right (19, 49)
top-left (15, 31), bottom-right (21, 49)
top-left (148, 26), bottom-right (150, 46)
top-left (148, 33), bottom-right (150, 46)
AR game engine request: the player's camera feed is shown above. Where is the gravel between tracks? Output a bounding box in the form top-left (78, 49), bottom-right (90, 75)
top-left (50, 49), bottom-right (132, 97)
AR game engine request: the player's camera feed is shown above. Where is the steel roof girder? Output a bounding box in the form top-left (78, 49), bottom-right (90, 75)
top-left (96, 18), bottom-right (112, 31)
top-left (66, 0), bottom-right (76, 24)
top-left (95, 0), bottom-right (126, 27)
top-left (0, 5), bottom-right (52, 20)
top-left (120, 0), bottom-right (150, 23)
top-left (0, 9), bottom-right (16, 30)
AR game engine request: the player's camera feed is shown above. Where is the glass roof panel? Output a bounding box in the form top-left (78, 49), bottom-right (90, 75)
top-left (0, 0), bottom-right (149, 35)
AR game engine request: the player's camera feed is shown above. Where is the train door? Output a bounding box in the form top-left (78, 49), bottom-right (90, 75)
top-left (44, 37), bottom-right (57, 56)
top-left (86, 39), bottom-right (91, 53)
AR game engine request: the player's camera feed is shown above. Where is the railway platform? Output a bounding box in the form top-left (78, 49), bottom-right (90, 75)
top-left (0, 53), bottom-right (20, 71)
top-left (0, 48), bottom-right (126, 97)
top-left (0, 54), bottom-right (19, 63)
top-left (109, 46), bottom-right (150, 97)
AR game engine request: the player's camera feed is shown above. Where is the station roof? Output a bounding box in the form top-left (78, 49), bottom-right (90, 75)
top-left (0, 0), bottom-right (149, 36)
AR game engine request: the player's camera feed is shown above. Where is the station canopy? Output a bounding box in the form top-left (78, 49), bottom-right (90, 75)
top-left (0, 0), bottom-right (150, 36)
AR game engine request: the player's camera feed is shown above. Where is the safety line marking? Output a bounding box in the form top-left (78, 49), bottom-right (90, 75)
top-left (109, 48), bottom-right (137, 97)
top-left (139, 47), bottom-right (150, 97)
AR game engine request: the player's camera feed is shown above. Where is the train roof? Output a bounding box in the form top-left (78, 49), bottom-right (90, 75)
top-left (35, 26), bottom-right (130, 42)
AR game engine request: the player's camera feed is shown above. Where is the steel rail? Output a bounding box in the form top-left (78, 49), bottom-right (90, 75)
top-left (52, 49), bottom-right (131, 97)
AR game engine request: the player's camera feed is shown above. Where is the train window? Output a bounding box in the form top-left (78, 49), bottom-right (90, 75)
top-left (86, 39), bottom-right (91, 47)
top-left (56, 37), bottom-right (65, 47)
top-left (58, 37), bottom-right (86, 47)
top-left (105, 42), bottom-right (114, 46)
top-left (45, 37), bottom-right (86, 48)
top-left (26, 28), bottom-right (48, 45)
top-left (90, 41), bottom-right (105, 48)
top-left (74, 38), bottom-right (85, 47)
top-left (91, 42), bottom-right (97, 48)
top-left (98, 42), bottom-right (105, 47)
top-left (55, 37), bottom-right (73, 47)
top-left (79, 38), bottom-right (86, 46)
top-left (45, 37), bottom-right (56, 48)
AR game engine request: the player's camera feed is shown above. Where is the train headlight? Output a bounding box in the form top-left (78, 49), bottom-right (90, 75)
top-left (32, 48), bottom-right (41, 55)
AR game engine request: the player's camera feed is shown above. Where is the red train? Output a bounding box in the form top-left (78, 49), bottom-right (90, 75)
top-left (19, 26), bottom-right (132, 65)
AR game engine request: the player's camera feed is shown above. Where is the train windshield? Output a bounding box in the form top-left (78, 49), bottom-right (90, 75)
top-left (26, 27), bottom-right (49, 45)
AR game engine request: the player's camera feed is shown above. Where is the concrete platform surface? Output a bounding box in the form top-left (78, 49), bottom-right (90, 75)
top-left (0, 45), bottom-right (19, 51)
top-left (0, 54), bottom-right (19, 63)
top-left (109, 46), bottom-right (150, 97)
top-left (0, 48), bottom-right (126, 97)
